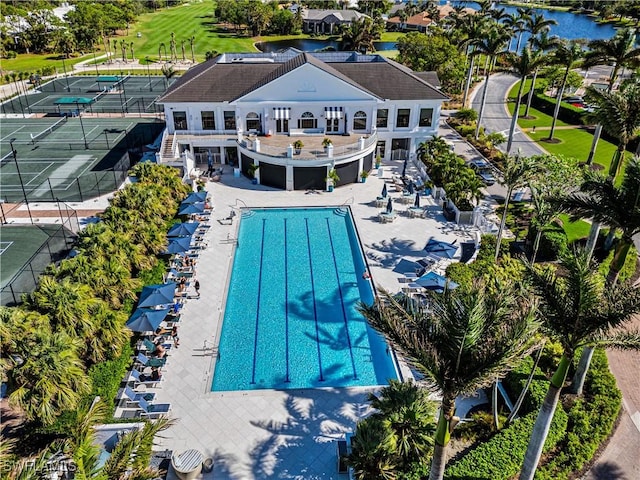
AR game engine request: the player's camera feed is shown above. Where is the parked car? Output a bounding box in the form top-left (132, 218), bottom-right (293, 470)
top-left (469, 159), bottom-right (496, 186)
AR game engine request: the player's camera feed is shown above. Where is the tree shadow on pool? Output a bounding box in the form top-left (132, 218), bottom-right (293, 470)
top-left (248, 388), bottom-right (373, 479)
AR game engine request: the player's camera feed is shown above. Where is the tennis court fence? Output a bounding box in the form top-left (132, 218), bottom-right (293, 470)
top-left (30, 115), bottom-right (68, 144)
top-left (1, 209), bottom-right (79, 307)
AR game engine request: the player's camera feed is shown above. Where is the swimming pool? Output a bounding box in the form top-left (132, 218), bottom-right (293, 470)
top-left (211, 207), bottom-right (398, 392)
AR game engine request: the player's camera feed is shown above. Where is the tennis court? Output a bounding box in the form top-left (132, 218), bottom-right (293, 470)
top-left (0, 116), bottom-right (165, 202)
top-left (1, 75), bottom-right (175, 115)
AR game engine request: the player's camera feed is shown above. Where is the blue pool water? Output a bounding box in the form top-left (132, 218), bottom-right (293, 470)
top-left (212, 207), bottom-right (398, 392)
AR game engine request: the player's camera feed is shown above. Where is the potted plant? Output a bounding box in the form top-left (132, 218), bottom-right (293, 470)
top-left (360, 170), bottom-right (369, 183)
top-left (247, 163), bottom-right (259, 184)
top-left (375, 154), bottom-right (382, 169)
top-left (293, 139), bottom-right (304, 155)
top-left (325, 168), bottom-right (340, 192)
top-left (322, 137), bottom-right (333, 149)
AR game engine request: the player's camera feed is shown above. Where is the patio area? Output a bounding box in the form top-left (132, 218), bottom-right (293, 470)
top-left (151, 157), bottom-right (493, 479)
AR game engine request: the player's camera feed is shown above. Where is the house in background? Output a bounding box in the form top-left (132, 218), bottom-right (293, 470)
top-left (157, 49), bottom-right (447, 191)
top-left (387, 4), bottom-right (475, 32)
top-left (298, 8), bottom-right (369, 35)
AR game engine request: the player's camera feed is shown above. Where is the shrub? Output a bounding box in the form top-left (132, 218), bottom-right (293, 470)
top-left (444, 408), bottom-right (568, 480)
top-left (456, 124), bottom-right (476, 137)
top-left (88, 341), bottom-right (134, 415)
top-left (598, 244), bottom-right (637, 283)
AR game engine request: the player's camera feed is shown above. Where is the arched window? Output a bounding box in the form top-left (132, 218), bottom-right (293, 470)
top-left (298, 111), bottom-right (317, 129)
top-left (246, 112), bottom-right (260, 132)
top-left (353, 111), bottom-right (367, 131)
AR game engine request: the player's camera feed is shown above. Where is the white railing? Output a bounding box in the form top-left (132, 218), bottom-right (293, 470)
top-left (174, 129), bottom-right (230, 136)
top-left (171, 131), bottom-right (178, 158)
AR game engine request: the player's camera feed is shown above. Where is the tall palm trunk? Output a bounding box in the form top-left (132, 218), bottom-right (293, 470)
top-left (609, 142), bottom-right (627, 179)
top-left (520, 354), bottom-right (571, 480)
top-left (495, 186), bottom-right (514, 260)
top-left (429, 398), bottom-right (456, 480)
top-left (507, 77), bottom-right (527, 153)
top-left (586, 124), bottom-right (603, 165)
top-left (524, 68), bottom-right (539, 118)
top-left (547, 71), bottom-right (568, 140)
top-left (492, 379), bottom-right (501, 430)
top-left (474, 69), bottom-right (492, 140)
top-left (462, 54), bottom-right (475, 107)
top-left (570, 347), bottom-right (594, 395)
top-left (531, 228), bottom-right (544, 263)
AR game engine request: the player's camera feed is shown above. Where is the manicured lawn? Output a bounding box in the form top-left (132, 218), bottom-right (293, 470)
top-left (507, 79), bottom-right (571, 128)
top-left (558, 214), bottom-right (591, 243)
top-left (2, 52), bottom-right (98, 76)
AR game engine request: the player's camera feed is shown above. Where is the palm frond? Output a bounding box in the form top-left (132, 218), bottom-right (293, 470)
top-left (583, 330), bottom-right (640, 351)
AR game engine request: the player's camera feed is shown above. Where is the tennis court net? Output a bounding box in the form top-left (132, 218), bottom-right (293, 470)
top-left (30, 116), bottom-right (69, 144)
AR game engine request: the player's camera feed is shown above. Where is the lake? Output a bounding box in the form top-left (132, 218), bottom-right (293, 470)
top-left (257, 2), bottom-right (619, 54)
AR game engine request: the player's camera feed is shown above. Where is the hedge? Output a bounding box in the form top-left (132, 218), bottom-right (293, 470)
top-left (530, 92), bottom-right (586, 126)
top-left (444, 408), bottom-right (569, 480)
top-left (535, 349), bottom-right (621, 480)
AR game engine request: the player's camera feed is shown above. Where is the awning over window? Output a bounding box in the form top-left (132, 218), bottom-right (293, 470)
top-left (273, 107), bottom-right (290, 120)
top-left (325, 106), bottom-right (343, 119)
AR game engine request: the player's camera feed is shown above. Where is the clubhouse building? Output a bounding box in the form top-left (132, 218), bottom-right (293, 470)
top-left (157, 49), bottom-right (447, 191)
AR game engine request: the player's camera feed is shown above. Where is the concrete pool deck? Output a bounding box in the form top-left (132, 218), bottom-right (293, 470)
top-left (153, 159), bottom-right (491, 479)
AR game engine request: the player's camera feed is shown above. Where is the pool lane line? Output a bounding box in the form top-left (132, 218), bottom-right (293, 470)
top-left (325, 218), bottom-right (358, 380)
top-left (284, 217), bottom-right (290, 383)
top-left (305, 218), bottom-right (325, 382)
top-left (250, 219), bottom-right (267, 385)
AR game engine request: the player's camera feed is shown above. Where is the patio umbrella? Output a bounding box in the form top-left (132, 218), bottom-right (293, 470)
top-left (183, 191), bottom-right (207, 204)
top-left (164, 236), bottom-right (192, 254)
top-left (392, 258), bottom-right (424, 275)
top-left (381, 184), bottom-right (387, 198)
top-left (424, 238), bottom-right (458, 259)
top-left (167, 221), bottom-right (200, 237)
top-left (126, 307), bottom-right (170, 332)
top-left (138, 282), bottom-right (176, 308)
top-left (178, 202), bottom-right (205, 215)
top-left (414, 192), bottom-right (421, 208)
top-left (401, 159), bottom-right (407, 178)
top-left (386, 197), bottom-right (393, 214)
top-left (415, 271), bottom-right (458, 292)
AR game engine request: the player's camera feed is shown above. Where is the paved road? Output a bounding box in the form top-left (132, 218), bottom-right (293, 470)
top-left (470, 72), bottom-right (546, 158)
top-left (470, 71), bottom-right (640, 480)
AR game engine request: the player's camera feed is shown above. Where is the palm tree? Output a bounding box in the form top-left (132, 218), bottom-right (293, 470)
top-left (189, 35), bottom-right (196, 63)
top-left (458, 14), bottom-right (491, 107)
top-left (8, 330), bottom-right (90, 426)
top-left (504, 48), bottom-right (547, 153)
top-left (546, 39), bottom-right (584, 142)
top-left (583, 28), bottom-right (640, 165)
top-left (472, 25), bottom-right (511, 139)
top-left (170, 32), bottom-right (177, 62)
top-left (524, 30), bottom-right (561, 118)
top-left (340, 17), bottom-right (380, 54)
top-left (359, 281), bottom-right (539, 480)
top-left (494, 154), bottom-right (536, 260)
top-left (161, 63), bottom-right (177, 90)
top-left (583, 78), bottom-right (640, 179)
top-left (519, 248), bottom-right (640, 480)
top-left (513, 7), bottom-right (533, 52)
top-left (347, 418), bottom-right (397, 479)
top-left (502, 13), bottom-right (524, 52)
top-left (129, 41), bottom-right (134, 62)
top-left (181, 39), bottom-right (186, 62)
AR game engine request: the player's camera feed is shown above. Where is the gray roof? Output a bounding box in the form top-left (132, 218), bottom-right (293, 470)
top-left (413, 72), bottom-right (441, 89)
top-left (159, 53), bottom-right (448, 104)
top-left (303, 9), bottom-right (367, 22)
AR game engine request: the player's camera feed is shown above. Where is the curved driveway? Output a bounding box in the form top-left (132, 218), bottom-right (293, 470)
top-left (470, 72), bottom-right (640, 480)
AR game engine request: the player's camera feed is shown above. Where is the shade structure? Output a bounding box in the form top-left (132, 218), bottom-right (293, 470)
top-left (415, 271), bottom-right (458, 292)
top-left (178, 202), bottom-right (205, 215)
top-left (167, 222), bottom-right (200, 238)
top-left (138, 282), bottom-right (176, 308)
top-left (392, 258), bottom-right (424, 275)
top-left (381, 184), bottom-right (387, 198)
top-left (126, 307), bottom-right (170, 332)
top-left (164, 236), bottom-right (192, 254)
top-left (183, 191), bottom-right (207, 204)
top-left (414, 192), bottom-right (421, 208)
top-left (424, 238), bottom-right (458, 259)
top-left (386, 197), bottom-right (393, 214)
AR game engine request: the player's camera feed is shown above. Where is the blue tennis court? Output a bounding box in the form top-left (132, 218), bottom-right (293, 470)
top-left (212, 207), bottom-right (398, 392)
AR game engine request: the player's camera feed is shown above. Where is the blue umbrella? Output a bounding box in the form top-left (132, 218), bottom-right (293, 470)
top-left (392, 258), bottom-right (424, 275)
top-left (183, 191), bottom-right (207, 204)
top-left (126, 307), bottom-right (170, 332)
top-left (167, 221), bottom-right (200, 237)
top-left (138, 282), bottom-right (176, 308)
top-left (381, 184), bottom-right (387, 198)
top-left (424, 238), bottom-right (458, 259)
top-left (386, 197), bottom-right (393, 214)
top-left (414, 192), bottom-right (421, 208)
top-left (415, 271), bottom-right (458, 292)
top-left (164, 236), bottom-right (192, 254)
top-left (178, 202), bottom-right (205, 215)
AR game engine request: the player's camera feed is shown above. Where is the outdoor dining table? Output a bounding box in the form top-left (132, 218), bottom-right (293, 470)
top-left (171, 449), bottom-right (203, 480)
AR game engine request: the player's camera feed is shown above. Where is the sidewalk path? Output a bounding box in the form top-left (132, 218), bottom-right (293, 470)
top-left (470, 71), bottom-right (640, 480)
